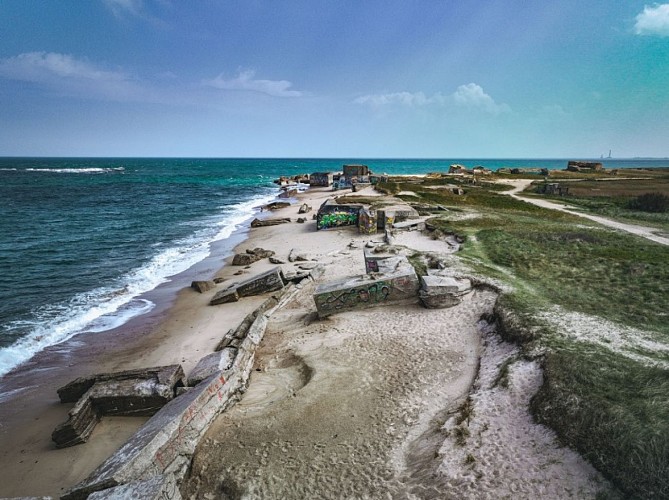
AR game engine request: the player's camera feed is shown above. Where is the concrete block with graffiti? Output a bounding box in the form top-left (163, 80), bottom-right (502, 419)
top-left (313, 256), bottom-right (419, 317)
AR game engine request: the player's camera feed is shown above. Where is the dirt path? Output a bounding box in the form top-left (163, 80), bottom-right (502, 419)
top-left (497, 179), bottom-right (669, 246)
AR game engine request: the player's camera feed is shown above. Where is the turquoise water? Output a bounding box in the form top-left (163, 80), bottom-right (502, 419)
top-left (1, 157), bottom-right (667, 377)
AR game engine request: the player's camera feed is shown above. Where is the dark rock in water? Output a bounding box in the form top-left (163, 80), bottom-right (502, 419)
top-left (53, 365), bottom-right (184, 448)
top-left (251, 217), bottom-right (291, 227)
top-left (190, 280), bottom-right (216, 293)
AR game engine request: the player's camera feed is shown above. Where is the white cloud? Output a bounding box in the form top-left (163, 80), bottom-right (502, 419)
top-left (634, 4), bottom-right (669, 37)
top-left (355, 83), bottom-right (509, 115)
top-left (203, 70), bottom-right (303, 97)
top-left (0, 52), bottom-right (127, 83)
top-left (0, 52), bottom-right (141, 101)
top-left (451, 83), bottom-right (510, 114)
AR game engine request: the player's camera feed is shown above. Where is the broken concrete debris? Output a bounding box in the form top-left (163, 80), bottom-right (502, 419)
top-left (53, 365), bottom-right (184, 449)
top-left (298, 203), bottom-right (312, 214)
top-left (87, 474), bottom-right (182, 500)
top-left (62, 287), bottom-right (296, 500)
top-left (210, 267), bottom-right (285, 305)
top-left (419, 275), bottom-right (472, 309)
top-left (190, 280), bottom-right (216, 293)
top-left (231, 247), bottom-right (275, 266)
top-left (261, 201), bottom-right (291, 211)
top-left (250, 217), bottom-right (291, 227)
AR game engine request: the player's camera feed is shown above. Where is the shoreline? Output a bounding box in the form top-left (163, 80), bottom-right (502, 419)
top-left (0, 186), bottom-right (302, 497)
top-left (0, 182), bottom-right (615, 498)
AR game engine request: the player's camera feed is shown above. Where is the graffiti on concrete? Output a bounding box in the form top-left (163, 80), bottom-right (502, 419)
top-left (317, 211), bottom-right (359, 230)
top-left (318, 281), bottom-right (391, 312)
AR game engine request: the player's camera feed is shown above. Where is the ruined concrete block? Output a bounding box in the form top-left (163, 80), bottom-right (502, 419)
top-left (87, 474), bottom-right (182, 500)
top-left (358, 207), bottom-right (377, 235)
top-left (190, 280), bottom-right (216, 293)
top-left (57, 366), bottom-right (185, 404)
top-left (235, 267), bottom-right (284, 297)
top-left (210, 268), bottom-right (284, 306)
top-left (250, 218), bottom-right (291, 227)
top-left (52, 365), bottom-right (184, 449)
top-left (187, 348), bottom-right (237, 387)
top-left (419, 276), bottom-right (472, 309)
top-left (62, 323), bottom-right (266, 500)
top-left (209, 288), bottom-right (240, 306)
top-left (313, 261), bottom-right (419, 317)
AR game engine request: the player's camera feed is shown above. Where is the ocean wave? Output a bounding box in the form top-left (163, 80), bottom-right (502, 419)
top-left (24, 167), bottom-right (125, 174)
top-left (0, 189), bottom-right (278, 378)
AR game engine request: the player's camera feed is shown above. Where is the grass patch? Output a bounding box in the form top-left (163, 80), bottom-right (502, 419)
top-left (398, 174), bottom-right (669, 497)
top-left (532, 346), bottom-right (669, 498)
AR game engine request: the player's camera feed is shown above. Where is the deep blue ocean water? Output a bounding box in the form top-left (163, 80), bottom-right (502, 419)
top-left (1, 157), bottom-right (668, 377)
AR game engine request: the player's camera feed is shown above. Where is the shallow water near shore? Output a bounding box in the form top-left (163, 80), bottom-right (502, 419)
top-left (1, 156), bottom-right (667, 378)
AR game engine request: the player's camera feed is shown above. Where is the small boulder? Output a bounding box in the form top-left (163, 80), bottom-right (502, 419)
top-left (190, 280), bottom-right (216, 293)
top-left (298, 203), bottom-right (312, 214)
top-left (288, 248), bottom-right (308, 262)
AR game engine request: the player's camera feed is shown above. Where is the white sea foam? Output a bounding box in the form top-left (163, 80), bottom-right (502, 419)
top-left (0, 190), bottom-right (278, 378)
top-left (24, 167), bottom-right (125, 174)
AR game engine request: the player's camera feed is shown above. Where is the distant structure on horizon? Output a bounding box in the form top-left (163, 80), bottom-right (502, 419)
top-left (601, 150), bottom-right (612, 159)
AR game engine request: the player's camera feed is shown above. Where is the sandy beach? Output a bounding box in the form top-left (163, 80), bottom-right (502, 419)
top-left (0, 184), bottom-right (614, 498)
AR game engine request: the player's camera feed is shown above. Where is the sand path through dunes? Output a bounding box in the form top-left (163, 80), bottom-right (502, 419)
top-left (497, 179), bottom-right (669, 246)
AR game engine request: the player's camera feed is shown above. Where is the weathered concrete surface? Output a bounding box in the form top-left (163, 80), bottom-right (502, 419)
top-left (57, 366), bottom-right (184, 404)
top-left (209, 267), bottom-right (284, 306)
top-left (313, 259), bottom-right (419, 317)
top-left (363, 246), bottom-right (399, 274)
top-left (208, 287), bottom-right (240, 305)
top-left (53, 365), bottom-right (185, 449)
top-left (250, 218), bottom-right (291, 227)
top-left (358, 207), bottom-right (377, 235)
top-left (419, 275), bottom-right (472, 309)
top-left (87, 474), bottom-right (182, 500)
top-left (186, 348), bottom-right (237, 387)
top-left (261, 201), bottom-right (290, 211)
top-left (190, 280), bottom-right (216, 293)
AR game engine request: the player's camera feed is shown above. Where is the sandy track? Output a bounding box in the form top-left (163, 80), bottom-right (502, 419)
top-left (498, 179), bottom-right (669, 246)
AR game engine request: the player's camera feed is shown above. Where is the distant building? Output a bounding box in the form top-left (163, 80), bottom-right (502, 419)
top-left (567, 161), bottom-right (603, 172)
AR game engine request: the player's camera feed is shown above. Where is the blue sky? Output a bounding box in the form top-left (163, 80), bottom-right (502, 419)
top-left (1, 0), bottom-right (668, 157)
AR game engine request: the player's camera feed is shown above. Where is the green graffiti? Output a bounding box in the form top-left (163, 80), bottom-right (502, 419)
top-left (317, 211), bottom-right (358, 230)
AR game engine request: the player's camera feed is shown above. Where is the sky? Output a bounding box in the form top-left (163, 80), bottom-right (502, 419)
top-left (0, 0), bottom-right (668, 158)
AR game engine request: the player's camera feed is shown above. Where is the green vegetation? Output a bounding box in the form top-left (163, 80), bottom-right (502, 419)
top-left (395, 172), bottom-right (669, 497)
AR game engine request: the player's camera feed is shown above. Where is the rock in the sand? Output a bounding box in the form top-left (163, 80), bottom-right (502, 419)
top-left (212, 277), bottom-right (227, 284)
top-left (269, 256), bottom-right (286, 265)
top-left (298, 203), bottom-right (312, 214)
top-left (210, 267), bottom-right (285, 306)
top-left (231, 247), bottom-right (275, 266)
top-left (250, 218), bottom-right (291, 227)
top-left (190, 280), bottom-right (216, 293)
top-left (262, 201), bottom-right (290, 211)
top-left (297, 217), bottom-right (307, 223)
top-left (288, 248), bottom-right (309, 262)
top-left (87, 474), bottom-right (182, 500)
top-left (297, 262), bottom-right (319, 270)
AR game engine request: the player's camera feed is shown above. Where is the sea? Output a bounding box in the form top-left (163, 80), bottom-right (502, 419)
top-left (1, 156), bottom-right (668, 378)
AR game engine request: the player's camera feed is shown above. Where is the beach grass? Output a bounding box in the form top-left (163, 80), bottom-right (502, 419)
top-left (386, 174), bottom-right (669, 497)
